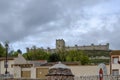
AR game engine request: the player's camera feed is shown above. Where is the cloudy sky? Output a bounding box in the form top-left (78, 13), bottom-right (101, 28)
top-left (0, 0), bottom-right (120, 53)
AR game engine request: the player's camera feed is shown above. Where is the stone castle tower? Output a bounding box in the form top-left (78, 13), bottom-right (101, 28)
top-left (56, 39), bottom-right (65, 51)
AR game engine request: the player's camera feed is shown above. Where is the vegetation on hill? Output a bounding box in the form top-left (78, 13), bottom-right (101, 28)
top-left (23, 49), bottom-right (49, 60)
top-left (22, 49), bottom-right (110, 65)
top-left (22, 49), bottom-right (90, 65)
top-left (84, 50), bottom-right (110, 64)
top-left (0, 44), bottom-right (110, 65)
top-left (84, 50), bottom-right (110, 57)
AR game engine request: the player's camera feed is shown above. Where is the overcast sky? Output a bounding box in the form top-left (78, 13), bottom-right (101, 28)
top-left (0, 0), bottom-right (120, 53)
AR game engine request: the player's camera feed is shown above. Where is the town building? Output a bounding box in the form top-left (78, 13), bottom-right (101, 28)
top-left (0, 54), bottom-right (48, 79)
top-left (110, 50), bottom-right (120, 76)
top-left (0, 54), bottom-right (111, 79)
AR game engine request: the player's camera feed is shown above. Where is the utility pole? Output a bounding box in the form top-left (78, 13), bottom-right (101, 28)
top-left (5, 42), bottom-right (8, 74)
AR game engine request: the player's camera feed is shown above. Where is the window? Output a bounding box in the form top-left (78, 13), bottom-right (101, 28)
top-left (112, 57), bottom-right (119, 64)
top-left (112, 69), bottom-right (119, 76)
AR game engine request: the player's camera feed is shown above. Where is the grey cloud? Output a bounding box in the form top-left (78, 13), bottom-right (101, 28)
top-left (72, 15), bottom-right (120, 50)
top-left (0, 0), bottom-right (60, 42)
top-left (0, 0), bottom-right (12, 14)
top-left (0, 0), bottom-right (120, 51)
top-left (0, 0), bottom-right (109, 42)
top-left (21, 0), bottom-right (60, 27)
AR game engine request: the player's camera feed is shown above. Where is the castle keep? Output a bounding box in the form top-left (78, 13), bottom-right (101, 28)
top-left (26, 39), bottom-right (109, 53)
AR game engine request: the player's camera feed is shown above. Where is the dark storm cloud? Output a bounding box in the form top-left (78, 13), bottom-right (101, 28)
top-left (21, 0), bottom-right (59, 27)
top-left (0, 0), bottom-right (60, 42)
top-left (0, 0), bottom-right (12, 14)
top-left (0, 0), bottom-right (120, 51)
top-left (0, 0), bottom-right (109, 42)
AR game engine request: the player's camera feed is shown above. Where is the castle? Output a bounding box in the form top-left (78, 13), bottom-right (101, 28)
top-left (26, 39), bottom-right (109, 53)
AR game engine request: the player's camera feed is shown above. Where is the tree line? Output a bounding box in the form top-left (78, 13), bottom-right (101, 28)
top-left (0, 43), bottom-right (110, 65)
top-left (23, 49), bottom-right (89, 65)
top-left (0, 44), bottom-right (89, 65)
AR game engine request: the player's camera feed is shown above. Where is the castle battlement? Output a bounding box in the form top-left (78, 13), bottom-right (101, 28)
top-left (65, 43), bottom-right (109, 51)
top-left (26, 39), bottom-right (109, 53)
top-left (56, 39), bottom-right (109, 51)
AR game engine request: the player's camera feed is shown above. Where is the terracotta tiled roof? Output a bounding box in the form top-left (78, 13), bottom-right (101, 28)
top-left (110, 50), bottom-right (120, 55)
top-left (0, 57), bottom-right (14, 61)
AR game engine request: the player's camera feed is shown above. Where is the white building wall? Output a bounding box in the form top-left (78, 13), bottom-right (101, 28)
top-left (111, 54), bottom-right (120, 75)
top-left (0, 60), bottom-right (14, 75)
top-left (1, 60), bottom-right (5, 74)
top-left (70, 65), bottom-right (110, 77)
top-left (112, 64), bottom-right (120, 69)
top-left (13, 66), bottom-right (21, 78)
top-left (7, 60), bottom-right (14, 74)
top-left (0, 61), bottom-right (1, 74)
top-left (31, 67), bottom-right (36, 79)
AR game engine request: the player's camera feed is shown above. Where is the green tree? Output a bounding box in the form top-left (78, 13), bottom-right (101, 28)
top-left (48, 53), bottom-right (60, 62)
top-left (65, 50), bottom-right (89, 65)
top-left (57, 49), bottom-right (67, 61)
top-left (23, 49), bottom-right (49, 60)
top-left (0, 44), bottom-right (5, 57)
top-left (80, 53), bottom-right (89, 65)
top-left (8, 49), bottom-right (22, 57)
top-left (66, 50), bottom-right (82, 62)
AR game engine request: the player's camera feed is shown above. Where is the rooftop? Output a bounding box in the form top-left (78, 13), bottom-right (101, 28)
top-left (110, 50), bottom-right (120, 55)
top-left (49, 62), bottom-right (69, 69)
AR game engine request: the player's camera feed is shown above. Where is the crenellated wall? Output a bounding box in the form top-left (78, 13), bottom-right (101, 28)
top-left (26, 39), bottom-right (109, 53)
top-left (66, 43), bottom-right (109, 51)
top-left (57, 39), bottom-right (109, 51)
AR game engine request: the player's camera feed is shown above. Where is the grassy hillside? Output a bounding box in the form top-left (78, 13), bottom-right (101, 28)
top-left (81, 50), bottom-right (110, 65)
top-left (83, 50), bottom-right (110, 57)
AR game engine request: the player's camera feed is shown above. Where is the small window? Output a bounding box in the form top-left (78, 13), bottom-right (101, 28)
top-left (112, 69), bottom-right (119, 76)
top-left (112, 57), bottom-right (119, 64)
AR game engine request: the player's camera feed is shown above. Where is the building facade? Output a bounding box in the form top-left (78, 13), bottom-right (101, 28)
top-left (0, 54), bottom-right (110, 79)
top-left (110, 50), bottom-right (120, 76)
top-left (0, 54), bottom-right (49, 79)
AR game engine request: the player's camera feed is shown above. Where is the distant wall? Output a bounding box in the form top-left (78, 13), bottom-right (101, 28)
top-left (66, 43), bottom-right (109, 51)
top-left (26, 39), bottom-right (109, 53)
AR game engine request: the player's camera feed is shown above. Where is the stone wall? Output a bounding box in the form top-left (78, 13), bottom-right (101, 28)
top-left (26, 39), bottom-right (109, 53)
top-left (66, 43), bottom-right (109, 51)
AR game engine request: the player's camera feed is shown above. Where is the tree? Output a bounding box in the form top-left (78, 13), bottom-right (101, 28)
top-left (80, 53), bottom-right (89, 65)
top-left (23, 49), bottom-right (49, 60)
top-left (0, 43), bottom-right (5, 57)
top-left (56, 49), bottom-right (67, 61)
top-left (66, 50), bottom-right (82, 62)
top-left (48, 53), bottom-right (60, 62)
top-left (65, 50), bottom-right (89, 65)
top-left (8, 50), bottom-right (19, 57)
top-left (17, 49), bottom-right (22, 54)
